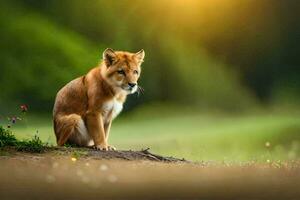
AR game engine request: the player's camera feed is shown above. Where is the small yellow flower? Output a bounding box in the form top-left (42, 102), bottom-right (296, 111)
top-left (265, 142), bottom-right (271, 147)
top-left (71, 157), bottom-right (77, 162)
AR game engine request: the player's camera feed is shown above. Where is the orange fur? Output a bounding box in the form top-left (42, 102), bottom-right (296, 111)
top-left (53, 48), bottom-right (145, 150)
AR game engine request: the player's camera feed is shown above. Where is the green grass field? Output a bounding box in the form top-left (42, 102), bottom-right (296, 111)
top-left (3, 105), bottom-right (300, 161)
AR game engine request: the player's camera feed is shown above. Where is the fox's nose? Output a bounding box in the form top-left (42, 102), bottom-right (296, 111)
top-left (128, 83), bottom-right (136, 88)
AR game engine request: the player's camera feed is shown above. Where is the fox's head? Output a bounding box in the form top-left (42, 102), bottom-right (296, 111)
top-left (101, 48), bottom-right (145, 94)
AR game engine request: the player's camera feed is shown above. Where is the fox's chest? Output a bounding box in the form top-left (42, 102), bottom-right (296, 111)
top-left (102, 99), bottom-right (123, 121)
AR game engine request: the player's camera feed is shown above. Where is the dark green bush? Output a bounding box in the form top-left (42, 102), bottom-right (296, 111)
top-left (0, 126), bottom-right (46, 153)
top-left (15, 135), bottom-right (45, 153)
top-left (0, 126), bottom-right (18, 147)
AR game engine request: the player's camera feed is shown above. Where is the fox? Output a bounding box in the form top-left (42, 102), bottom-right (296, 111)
top-left (53, 48), bottom-right (145, 150)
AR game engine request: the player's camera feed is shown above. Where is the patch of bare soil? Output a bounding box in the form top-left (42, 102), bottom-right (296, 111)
top-left (56, 147), bottom-right (187, 162)
top-left (1, 147), bottom-right (300, 200)
top-left (1, 146), bottom-right (188, 162)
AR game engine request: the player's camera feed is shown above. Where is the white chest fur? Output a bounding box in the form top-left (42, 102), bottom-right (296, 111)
top-left (102, 98), bottom-right (123, 121)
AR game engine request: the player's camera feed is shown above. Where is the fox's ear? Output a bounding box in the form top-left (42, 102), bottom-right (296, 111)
top-left (103, 48), bottom-right (118, 67)
top-left (135, 49), bottom-right (145, 63)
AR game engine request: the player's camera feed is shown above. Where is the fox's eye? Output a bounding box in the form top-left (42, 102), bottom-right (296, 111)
top-left (133, 70), bottom-right (139, 75)
top-left (117, 69), bottom-right (125, 75)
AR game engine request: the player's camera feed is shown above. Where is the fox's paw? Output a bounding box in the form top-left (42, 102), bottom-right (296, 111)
top-left (93, 144), bottom-right (108, 151)
top-left (108, 145), bottom-right (116, 151)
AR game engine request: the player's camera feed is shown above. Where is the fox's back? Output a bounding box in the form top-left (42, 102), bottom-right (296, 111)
top-left (53, 77), bottom-right (88, 117)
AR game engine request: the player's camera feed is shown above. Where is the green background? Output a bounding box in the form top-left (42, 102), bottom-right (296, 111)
top-left (0, 0), bottom-right (299, 161)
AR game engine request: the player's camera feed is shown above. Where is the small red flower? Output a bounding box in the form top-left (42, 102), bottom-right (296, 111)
top-left (20, 104), bottom-right (28, 113)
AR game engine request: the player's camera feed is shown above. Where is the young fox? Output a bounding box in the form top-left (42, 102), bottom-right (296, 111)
top-left (53, 48), bottom-right (145, 150)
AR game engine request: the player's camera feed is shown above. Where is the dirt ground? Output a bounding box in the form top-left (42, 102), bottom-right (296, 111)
top-left (0, 148), bottom-right (300, 200)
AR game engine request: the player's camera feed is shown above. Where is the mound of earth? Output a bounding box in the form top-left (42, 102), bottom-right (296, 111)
top-left (1, 146), bottom-right (188, 162)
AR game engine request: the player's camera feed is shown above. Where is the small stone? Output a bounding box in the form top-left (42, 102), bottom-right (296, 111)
top-left (46, 175), bottom-right (56, 183)
top-left (107, 175), bottom-right (118, 183)
top-left (76, 170), bottom-right (83, 177)
top-left (99, 164), bottom-right (108, 171)
top-left (52, 162), bottom-right (59, 168)
top-left (82, 177), bottom-right (90, 184)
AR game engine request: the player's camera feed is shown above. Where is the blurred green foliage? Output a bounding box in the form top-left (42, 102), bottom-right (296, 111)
top-left (1, 0), bottom-right (299, 161)
top-left (0, 0), bottom-right (299, 112)
top-left (6, 108), bottom-right (300, 161)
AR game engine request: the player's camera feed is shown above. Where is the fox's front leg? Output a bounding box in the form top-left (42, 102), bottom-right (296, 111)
top-left (104, 111), bottom-right (116, 150)
top-left (86, 111), bottom-right (108, 150)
